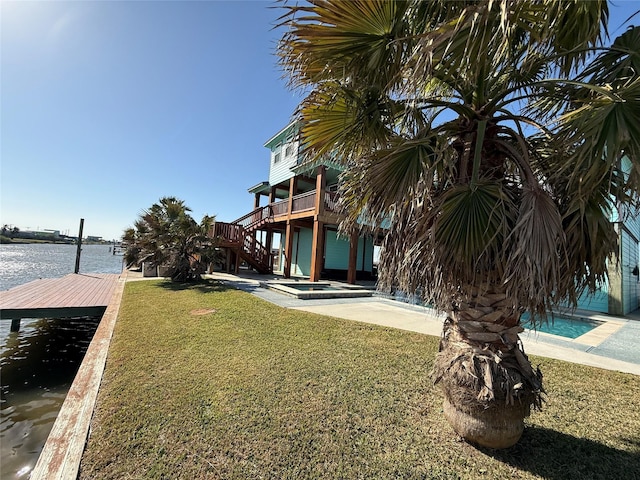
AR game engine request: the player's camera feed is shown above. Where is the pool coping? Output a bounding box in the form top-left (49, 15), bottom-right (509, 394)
top-left (260, 280), bottom-right (373, 299)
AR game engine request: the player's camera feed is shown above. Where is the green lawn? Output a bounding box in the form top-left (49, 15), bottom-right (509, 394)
top-left (79, 280), bottom-right (640, 479)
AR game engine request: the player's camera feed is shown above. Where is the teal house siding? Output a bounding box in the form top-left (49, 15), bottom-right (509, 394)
top-left (277, 228), bottom-right (313, 276)
top-left (621, 228), bottom-right (639, 314)
top-left (576, 284), bottom-right (609, 313)
top-left (292, 228), bottom-right (313, 276)
top-left (324, 230), bottom-right (374, 274)
top-left (265, 124), bottom-right (299, 187)
top-left (276, 229), bottom-right (375, 277)
top-left (277, 235), bottom-right (286, 274)
top-left (577, 224), bottom-right (639, 315)
top-left (358, 236), bottom-right (374, 272)
top-left (324, 230), bottom-right (350, 270)
top-left (268, 142), bottom-right (298, 186)
top-left (616, 156), bottom-right (639, 313)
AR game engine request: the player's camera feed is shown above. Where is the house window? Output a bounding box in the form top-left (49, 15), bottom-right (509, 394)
top-left (285, 144), bottom-right (294, 158)
top-left (273, 143), bottom-right (282, 164)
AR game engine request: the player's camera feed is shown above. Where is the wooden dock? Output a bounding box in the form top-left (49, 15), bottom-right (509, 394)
top-left (0, 273), bottom-right (121, 320)
top-left (30, 272), bottom-right (127, 480)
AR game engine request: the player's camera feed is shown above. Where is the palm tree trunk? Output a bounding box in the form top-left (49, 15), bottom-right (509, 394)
top-left (432, 286), bottom-right (544, 449)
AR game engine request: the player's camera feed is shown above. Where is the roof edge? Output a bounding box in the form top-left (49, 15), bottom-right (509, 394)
top-left (263, 121), bottom-right (298, 148)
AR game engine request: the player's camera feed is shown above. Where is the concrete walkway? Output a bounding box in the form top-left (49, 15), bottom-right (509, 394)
top-left (206, 272), bottom-right (640, 376)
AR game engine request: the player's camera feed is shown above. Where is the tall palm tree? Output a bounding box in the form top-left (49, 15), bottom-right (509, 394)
top-left (278, 0), bottom-right (640, 448)
top-left (123, 197), bottom-right (218, 282)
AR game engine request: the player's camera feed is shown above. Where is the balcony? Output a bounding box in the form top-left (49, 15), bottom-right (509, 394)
top-left (269, 190), bottom-right (340, 220)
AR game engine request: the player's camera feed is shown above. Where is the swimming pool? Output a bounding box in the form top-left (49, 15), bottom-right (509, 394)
top-left (521, 313), bottom-right (603, 339)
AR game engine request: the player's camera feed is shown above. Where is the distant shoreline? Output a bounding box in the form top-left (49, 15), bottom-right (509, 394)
top-left (0, 236), bottom-right (115, 246)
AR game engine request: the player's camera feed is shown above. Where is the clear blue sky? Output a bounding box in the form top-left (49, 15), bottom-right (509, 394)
top-left (1, 1), bottom-right (639, 241)
top-left (1, 0), bottom-right (301, 240)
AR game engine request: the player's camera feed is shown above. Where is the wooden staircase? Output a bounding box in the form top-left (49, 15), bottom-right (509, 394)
top-left (211, 206), bottom-right (273, 274)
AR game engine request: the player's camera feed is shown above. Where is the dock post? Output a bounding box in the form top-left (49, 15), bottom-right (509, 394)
top-left (10, 318), bottom-right (21, 332)
top-left (74, 218), bottom-right (84, 274)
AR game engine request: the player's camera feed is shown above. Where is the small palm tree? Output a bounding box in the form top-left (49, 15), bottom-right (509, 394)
top-left (123, 197), bottom-right (218, 282)
top-left (278, 0), bottom-right (640, 448)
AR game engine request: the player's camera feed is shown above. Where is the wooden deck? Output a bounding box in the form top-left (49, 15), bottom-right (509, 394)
top-left (0, 273), bottom-right (121, 319)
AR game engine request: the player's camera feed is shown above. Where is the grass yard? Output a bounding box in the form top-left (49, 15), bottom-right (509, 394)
top-left (79, 280), bottom-right (640, 479)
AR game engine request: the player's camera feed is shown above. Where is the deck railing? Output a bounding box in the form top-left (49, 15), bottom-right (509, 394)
top-left (268, 193), bottom-right (316, 218)
top-left (271, 199), bottom-right (289, 217)
top-left (324, 191), bottom-right (339, 212)
top-left (269, 190), bottom-right (341, 217)
top-left (213, 222), bottom-right (242, 243)
top-left (211, 222), bottom-right (271, 273)
top-left (232, 205), bottom-right (273, 230)
top-left (291, 191), bottom-right (316, 213)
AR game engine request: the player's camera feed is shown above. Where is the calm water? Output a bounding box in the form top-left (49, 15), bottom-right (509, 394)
top-left (0, 243), bottom-right (124, 479)
top-left (0, 243), bottom-right (124, 291)
top-left (521, 312), bottom-right (603, 339)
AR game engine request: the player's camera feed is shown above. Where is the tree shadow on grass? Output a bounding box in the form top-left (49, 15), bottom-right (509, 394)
top-left (157, 278), bottom-right (232, 295)
top-left (155, 277), bottom-right (266, 296)
top-left (484, 426), bottom-right (640, 480)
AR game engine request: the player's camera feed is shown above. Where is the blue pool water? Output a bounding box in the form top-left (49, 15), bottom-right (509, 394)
top-left (522, 313), bottom-right (603, 339)
top-left (287, 284), bottom-right (342, 292)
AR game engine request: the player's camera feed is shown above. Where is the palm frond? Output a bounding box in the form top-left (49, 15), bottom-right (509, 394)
top-left (278, 0), bottom-right (412, 90)
top-left (555, 80), bottom-right (640, 195)
top-left (504, 186), bottom-right (566, 318)
top-left (339, 130), bottom-right (447, 225)
top-left (298, 82), bottom-right (396, 160)
top-left (431, 181), bottom-right (513, 270)
top-left (580, 25), bottom-right (640, 85)
top-left (561, 193), bottom-right (618, 300)
top-left (541, 0), bottom-right (609, 74)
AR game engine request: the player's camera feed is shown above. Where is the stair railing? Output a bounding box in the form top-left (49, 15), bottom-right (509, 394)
top-left (212, 220), bottom-right (271, 273)
top-left (242, 231), bottom-right (270, 270)
top-left (232, 205), bottom-right (273, 231)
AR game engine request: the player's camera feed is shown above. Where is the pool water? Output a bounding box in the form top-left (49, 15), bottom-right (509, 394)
top-left (286, 285), bottom-right (342, 292)
top-left (522, 313), bottom-right (603, 339)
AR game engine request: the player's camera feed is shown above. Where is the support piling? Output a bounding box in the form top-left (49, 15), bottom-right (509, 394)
top-left (74, 218), bottom-right (84, 274)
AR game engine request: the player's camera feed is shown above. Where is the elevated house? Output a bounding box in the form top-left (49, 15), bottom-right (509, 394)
top-left (212, 123), bottom-right (375, 283)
